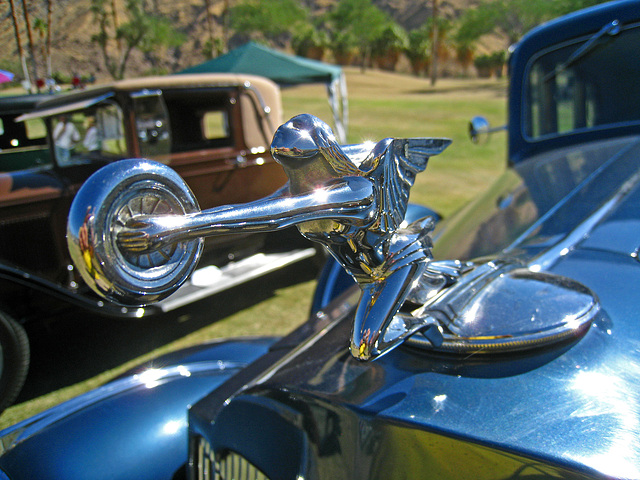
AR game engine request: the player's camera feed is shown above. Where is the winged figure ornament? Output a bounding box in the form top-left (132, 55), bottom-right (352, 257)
top-left (270, 115), bottom-right (452, 359)
top-left (69, 114), bottom-right (451, 361)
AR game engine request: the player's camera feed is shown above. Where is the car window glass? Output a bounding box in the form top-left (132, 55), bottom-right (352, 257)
top-left (0, 117), bottom-right (47, 149)
top-left (24, 118), bottom-right (47, 141)
top-left (202, 111), bottom-right (229, 140)
top-left (133, 92), bottom-right (171, 158)
top-left (52, 103), bottom-right (125, 166)
top-left (162, 88), bottom-right (235, 153)
top-left (0, 115), bottom-right (51, 172)
top-left (95, 104), bottom-right (126, 157)
top-left (525, 23), bottom-right (640, 139)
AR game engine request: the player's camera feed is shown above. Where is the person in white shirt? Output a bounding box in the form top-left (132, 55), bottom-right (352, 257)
top-left (83, 117), bottom-right (100, 153)
top-left (53, 115), bottom-right (80, 164)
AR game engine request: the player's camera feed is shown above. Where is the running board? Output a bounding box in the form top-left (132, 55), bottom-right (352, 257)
top-left (156, 247), bottom-right (317, 312)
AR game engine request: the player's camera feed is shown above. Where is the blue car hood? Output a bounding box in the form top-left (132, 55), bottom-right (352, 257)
top-left (0, 337), bottom-right (277, 480)
top-left (188, 135), bottom-right (640, 480)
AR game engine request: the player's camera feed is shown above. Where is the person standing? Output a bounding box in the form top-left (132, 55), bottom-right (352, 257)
top-left (53, 115), bottom-right (80, 164)
top-left (83, 117), bottom-right (100, 153)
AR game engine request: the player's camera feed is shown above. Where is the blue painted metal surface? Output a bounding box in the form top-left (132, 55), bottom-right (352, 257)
top-left (186, 3), bottom-right (640, 479)
top-left (190, 133), bottom-right (640, 479)
top-left (0, 337), bottom-right (277, 479)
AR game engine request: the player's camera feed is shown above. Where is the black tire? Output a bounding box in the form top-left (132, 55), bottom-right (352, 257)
top-left (0, 311), bottom-right (30, 413)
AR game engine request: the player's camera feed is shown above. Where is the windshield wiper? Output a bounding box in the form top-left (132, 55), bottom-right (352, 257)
top-left (544, 19), bottom-right (621, 82)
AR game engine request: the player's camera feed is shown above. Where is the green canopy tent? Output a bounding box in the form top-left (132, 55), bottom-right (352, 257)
top-left (179, 42), bottom-right (349, 143)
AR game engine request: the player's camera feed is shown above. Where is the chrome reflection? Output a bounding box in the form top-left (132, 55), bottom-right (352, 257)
top-left (68, 114), bottom-right (451, 361)
top-left (405, 261), bottom-right (599, 354)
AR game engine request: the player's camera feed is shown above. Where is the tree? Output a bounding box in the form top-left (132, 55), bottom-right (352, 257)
top-left (228, 0), bottom-right (309, 46)
top-left (134, 11), bottom-right (186, 73)
top-left (547, 0), bottom-right (613, 16)
top-left (203, 0), bottom-right (216, 58)
top-left (33, 17), bottom-right (51, 79)
top-left (292, 25), bottom-right (329, 60)
top-left (405, 27), bottom-right (431, 76)
top-left (371, 23), bottom-right (408, 71)
top-left (21, 0), bottom-right (39, 89)
top-left (8, 0), bottom-right (32, 90)
top-left (33, 18), bottom-right (46, 69)
top-left (33, 0), bottom-right (54, 79)
top-left (456, 0), bottom-right (612, 49)
top-left (325, 0), bottom-right (389, 71)
top-left (90, 0), bottom-right (186, 79)
top-left (430, 0), bottom-right (439, 86)
top-left (46, 0), bottom-right (52, 78)
top-left (91, 0), bottom-right (121, 78)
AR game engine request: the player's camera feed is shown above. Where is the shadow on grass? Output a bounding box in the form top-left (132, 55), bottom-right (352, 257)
top-left (18, 258), bottom-right (319, 404)
top-left (408, 79), bottom-right (507, 97)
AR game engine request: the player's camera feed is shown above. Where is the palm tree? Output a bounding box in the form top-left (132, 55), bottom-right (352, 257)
top-left (21, 0), bottom-right (40, 90)
top-left (46, 0), bottom-right (53, 78)
top-left (9, 0), bottom-right (32, 91)
top-left (430, 0), bottom-right (439, 86)
top-left (34, 18), bottom-right (48, 77)
top-left (203, 0), bottom-right (215, 56)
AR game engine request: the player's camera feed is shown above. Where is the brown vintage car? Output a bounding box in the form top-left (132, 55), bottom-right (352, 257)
top-left (0, 74), bottom-right (316, 410)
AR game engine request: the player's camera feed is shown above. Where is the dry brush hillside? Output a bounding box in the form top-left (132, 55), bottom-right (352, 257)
top-left (0, 0), bottom-right (502, 83)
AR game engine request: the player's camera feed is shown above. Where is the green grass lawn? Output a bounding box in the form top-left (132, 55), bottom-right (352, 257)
top-left (0, 69), bottom-right (508, 429)
top-left (284, 69), bottom-right (508, 216)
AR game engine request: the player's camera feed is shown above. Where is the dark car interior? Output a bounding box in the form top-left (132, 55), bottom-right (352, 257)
top-left (162, 88), bottom-right (235, 153)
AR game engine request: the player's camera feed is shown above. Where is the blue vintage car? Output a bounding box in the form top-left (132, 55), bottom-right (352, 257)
top-left (1, 1), bottom-right (640, 479)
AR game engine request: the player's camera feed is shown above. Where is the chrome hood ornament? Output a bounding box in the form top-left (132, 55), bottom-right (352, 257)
top-left (270, 115), bottom-right (452, 360)
top-left (68, 114), bottom-right (598, 362)
top-left (68, 114), bottom-right (450, 360)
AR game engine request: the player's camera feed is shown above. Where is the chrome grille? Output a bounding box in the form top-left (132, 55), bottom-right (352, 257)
top-left (193, 436), bottom-right (270, 480)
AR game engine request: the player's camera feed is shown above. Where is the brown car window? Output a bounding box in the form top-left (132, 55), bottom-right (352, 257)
top-left (162, 88), bottom-right (234, 153)
top-left (52, 103), bottom-right (126, 166)
top-left (133, 91), bottom-right (171, 158)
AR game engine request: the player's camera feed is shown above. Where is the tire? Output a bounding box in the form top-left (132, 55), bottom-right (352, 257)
top-left (0, 311), bottom-right (30, 413)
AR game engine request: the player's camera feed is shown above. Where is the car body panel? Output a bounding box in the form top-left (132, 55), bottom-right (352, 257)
top-left (0, 337), bottom-right (277, 480)
top-left (189, 198), bottom-right (640, 479)
top-left (183, 3), bottom-right (640, 479)
top-left (1, 74), bottom-right (287, 292)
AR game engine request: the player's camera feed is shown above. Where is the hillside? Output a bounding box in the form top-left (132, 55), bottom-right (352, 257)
top-left (0, 0), bottom-right (501, 83)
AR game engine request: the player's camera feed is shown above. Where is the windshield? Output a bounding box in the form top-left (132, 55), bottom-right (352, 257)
top-left (525, 22), bottom-right (640, 139)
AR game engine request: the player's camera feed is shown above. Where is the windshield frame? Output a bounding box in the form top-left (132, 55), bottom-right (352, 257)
top-left (522, 20), bottom-right (640, 144)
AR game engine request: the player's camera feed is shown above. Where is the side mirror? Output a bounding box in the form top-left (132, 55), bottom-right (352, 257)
top-left (469, 116), bottom-right (490, 144)
top-left (468, 116), bottom-right (506, 144)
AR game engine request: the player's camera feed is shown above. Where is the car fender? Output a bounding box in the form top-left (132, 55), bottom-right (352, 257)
top-left (0, 337), bottom-right (277, 480)
top-left (310, 204), bottom-right (441, 313)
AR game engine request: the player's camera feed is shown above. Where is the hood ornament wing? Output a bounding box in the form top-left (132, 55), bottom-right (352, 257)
top-left (68, 114), bottom-right (598, 362)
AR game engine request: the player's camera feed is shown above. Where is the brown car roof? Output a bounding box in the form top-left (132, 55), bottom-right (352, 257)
top-left (16, 73), bottom-right (283, 149)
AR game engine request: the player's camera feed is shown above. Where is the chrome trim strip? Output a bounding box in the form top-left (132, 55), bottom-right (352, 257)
top-left (15, 92), bottom-right (115, 122)
top-left (530, 159), bottom-right (640, 271)
top-left (505, 138), bottom-right (640, 256)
